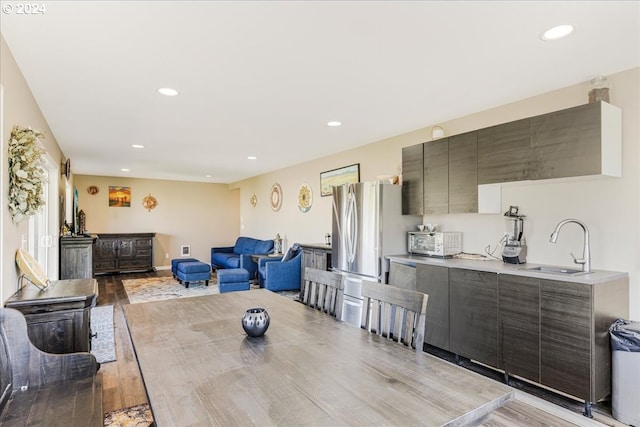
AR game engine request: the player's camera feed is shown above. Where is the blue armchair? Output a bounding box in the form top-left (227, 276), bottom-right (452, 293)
top-left (258, 246), bottom-right (302, 291)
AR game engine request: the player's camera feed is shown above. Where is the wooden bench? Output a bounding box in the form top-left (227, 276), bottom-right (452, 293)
top-left (0, 307), bottom-right (103, 426)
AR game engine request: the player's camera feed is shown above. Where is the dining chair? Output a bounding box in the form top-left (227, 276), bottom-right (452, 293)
top-left (301, 268), bottom-right (344, 319)
top-left (360, 280), bottom-right (428, 353)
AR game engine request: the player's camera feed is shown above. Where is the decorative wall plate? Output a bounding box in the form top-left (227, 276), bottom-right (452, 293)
top-left (87, 185), bottom-right (99, 195)
top-left (142, 194), bottom-right (158, 211)
top-left (297, 183), bottom-right (313, 213)
top-left (270, 183), bottom-right (282, 211)
top-left (16, 248), bottom-right (50, 289)
top-left (250, 194), bottom-right (257, 207)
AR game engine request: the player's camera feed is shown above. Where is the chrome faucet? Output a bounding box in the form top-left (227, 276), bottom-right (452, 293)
top-left (549, 218), bottom-right (591, 273)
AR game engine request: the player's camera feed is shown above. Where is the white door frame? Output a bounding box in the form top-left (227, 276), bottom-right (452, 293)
top-left (28, 153), bottom-right (60, 280)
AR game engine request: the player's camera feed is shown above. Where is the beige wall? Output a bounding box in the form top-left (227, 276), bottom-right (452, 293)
top-left (1, 35), bottom-right (65, 304)
top-left (235, 67), bottom-right (640, 320)
top-left (73, 175), bottom-right (240, 268)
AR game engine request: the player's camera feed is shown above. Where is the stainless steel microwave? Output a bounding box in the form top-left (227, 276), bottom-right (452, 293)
top-left (408, 232), bottom-right (462, 257)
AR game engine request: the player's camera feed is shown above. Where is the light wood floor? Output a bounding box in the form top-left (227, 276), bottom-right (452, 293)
top-left (96, 271), bottom-right (622, 426)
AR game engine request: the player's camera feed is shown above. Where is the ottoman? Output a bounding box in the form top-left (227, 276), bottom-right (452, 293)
top-left (176, 261), bottom-right (211, 288)
top-left (217, 268), bottom-right (250, 293)
top-left (171, 257), bottom-right (199, 277)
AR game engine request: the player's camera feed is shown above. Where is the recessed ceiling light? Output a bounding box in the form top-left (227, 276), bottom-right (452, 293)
top-left (157, 87), bottom-right (179, 96)
top-left (131, 144), bottom-right (144, 149)
top-left (121, 168), bottom-right (130, 172)
top-left (205, 174), bottom-right (212, 178)
top-left (541, 24), bottom-right (574, 41)
top-left (247, 156), bottom-right (257, 160)
top-left (327, 121), bottom-right (342, 127)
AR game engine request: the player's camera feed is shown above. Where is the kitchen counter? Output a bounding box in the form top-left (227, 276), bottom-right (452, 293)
top-left (386, 254), bottom-right (628, 284)
top-left (298, 243), bottom-right (331, 250)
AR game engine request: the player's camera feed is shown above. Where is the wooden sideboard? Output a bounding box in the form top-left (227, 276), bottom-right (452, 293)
top-left (4, 278), bottom-right (98, 354)
top-left (93, 232), bottom-right (155, 275)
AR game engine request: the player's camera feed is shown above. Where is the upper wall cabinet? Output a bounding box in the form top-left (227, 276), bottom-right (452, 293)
top-left (478, 118), bottom-right (531, 185)
top-left (401, 101), bottom-right (621, 215)
top-left (424, 138), bottom-right (449, 214)
top-left (448, 132), bottom-right (478, 214)
top-left (402, 144), bottom-right (424, 215)
top-left (530, 101), bottom-right (622, 180)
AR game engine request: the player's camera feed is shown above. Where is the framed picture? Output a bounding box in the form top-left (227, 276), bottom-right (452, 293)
top-left (320, 163), bottom-right (360, 197)
top-left (181, 245), bottom-right (191, 256)
top-left (109, 186), bottom-right (131, 207)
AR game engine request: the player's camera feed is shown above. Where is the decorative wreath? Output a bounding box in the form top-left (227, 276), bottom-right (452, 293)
top-left (8, 125), bottom-right (47, 223)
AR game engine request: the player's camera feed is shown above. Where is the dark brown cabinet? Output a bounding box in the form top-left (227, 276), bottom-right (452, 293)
top-left (478, 118), bottom-right (531, 184)
top-left (448, 132), bottom-right (478, 214)
top-left (409, 258), bottom-right (628, 406)
top-left (416, 264), bottom-right (449, 350)
top-left (540, 280), bottom-right (593, 401)
top-left (424, 138), bottom-right (449, 214)
top-left (300, 244), bottom-right (332, 287)
top-left (401, 102), bottom-right (621, 215)
top-left (498, 274), bottom-right (540, 383)
top-left (449, 268), bottom-right (498, 367)
top-left (93, 232), bottom-right (155, 274)
top-left (401, 143), bottom-right (424, 215)
top-left (60, 235), bottom-right (95, 279)
top-left (5, 278), bottom-right (98, 354)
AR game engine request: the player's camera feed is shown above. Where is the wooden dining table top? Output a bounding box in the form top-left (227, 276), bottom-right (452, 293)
top-left (124, 289), bottom-right (513, 427)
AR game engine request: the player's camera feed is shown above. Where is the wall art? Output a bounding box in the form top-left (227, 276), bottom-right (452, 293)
top-left (109, 186), bottom-right (131, 207)
top-left (270, 183), bottom-right (282, 211)
top-left (320, 163), bottom-right (360, 196)
top-left (297, 183), bottom-right (313, 213)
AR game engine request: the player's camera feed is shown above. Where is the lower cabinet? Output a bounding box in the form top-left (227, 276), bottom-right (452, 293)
top-left (93, 233), bottom-right (155, 274)
top-left (417, 264), bottom-right (450, 350)
top-left (449, 268), bottom-right (498, 367)
top-left (540, 279), bottom-right (594, 401)
top-left (417, 265), bottom-right (628, 405)
top-left (498, 274), bottom-right (540, 383)
top-left (300, 244), bottom-right (332, 287)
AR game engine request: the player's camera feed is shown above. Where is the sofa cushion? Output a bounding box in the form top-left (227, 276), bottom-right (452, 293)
top-left (212, 253), bottom-right (240, 268)
top-left (282, 244), bottom-right (300, 262)
top-left (255, 240), bottom-right (275, 254)
top-left (233, 237), bottom-right (259, 255)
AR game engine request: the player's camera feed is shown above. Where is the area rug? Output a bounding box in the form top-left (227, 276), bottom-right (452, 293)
top-left (91, 305), bottom-right (116, 363)
top-left (104, 403), bottom-right (153, 427)
top-left (123, 276), bottom-right (301, 304)
top-left (123, 276), bottom-right (219, 304)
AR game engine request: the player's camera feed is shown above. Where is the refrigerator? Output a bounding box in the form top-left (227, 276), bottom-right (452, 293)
top-left (331, 181), bottom-right (419, 326)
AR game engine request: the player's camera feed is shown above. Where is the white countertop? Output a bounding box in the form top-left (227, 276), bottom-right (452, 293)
top-left (386, 254), bottom-right (628, 285)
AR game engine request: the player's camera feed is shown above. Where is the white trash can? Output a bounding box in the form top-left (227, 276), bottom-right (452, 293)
top-left (610, 319), bottom-right (640, 426)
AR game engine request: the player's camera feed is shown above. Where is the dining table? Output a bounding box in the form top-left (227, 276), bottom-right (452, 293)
top-left (124, 289), bottom-right (513, 426)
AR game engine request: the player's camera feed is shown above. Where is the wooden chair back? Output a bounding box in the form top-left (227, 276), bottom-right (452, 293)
top-left (360, 280), bottom-right (428, 352)
top-left (302, 268), bottom-right (344, 319)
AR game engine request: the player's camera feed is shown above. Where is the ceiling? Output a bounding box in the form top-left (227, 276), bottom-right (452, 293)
top-left (2, 1), bottom-right (639, 184)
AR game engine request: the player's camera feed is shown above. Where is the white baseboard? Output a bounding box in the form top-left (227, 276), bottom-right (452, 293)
top-left (155, 266), bottom-right (170, 271)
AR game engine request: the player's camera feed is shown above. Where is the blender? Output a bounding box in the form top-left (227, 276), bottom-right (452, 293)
top-left (502, 206), bottom-right (527, 264)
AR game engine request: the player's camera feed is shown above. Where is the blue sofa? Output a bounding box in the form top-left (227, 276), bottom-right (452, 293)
top-left (211, 237), bottom-right (274, 279)
top-left (258, 245), bottom-right (302, 291)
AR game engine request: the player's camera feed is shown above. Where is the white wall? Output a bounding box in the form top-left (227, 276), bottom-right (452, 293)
top-left (235, 67), bottom-right (640, 320)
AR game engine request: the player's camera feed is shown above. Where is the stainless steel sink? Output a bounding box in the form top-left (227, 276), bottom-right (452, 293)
top-left (523, 266), bottom-right (588, 275)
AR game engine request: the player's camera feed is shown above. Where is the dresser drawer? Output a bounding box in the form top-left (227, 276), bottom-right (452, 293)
top-left (135, 238), bottom-right (152, 248)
